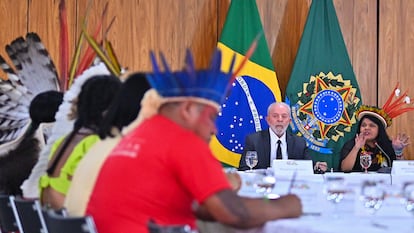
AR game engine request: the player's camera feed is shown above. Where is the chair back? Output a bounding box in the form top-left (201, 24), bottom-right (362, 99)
top-left (43, 210), bottom-right (98, 233)
top-left (0, 195), bottom-right (18, 232)
top-left (147, 219), bottom-right (194, 233)
top-left (10, 196), bottom-right (48, 233)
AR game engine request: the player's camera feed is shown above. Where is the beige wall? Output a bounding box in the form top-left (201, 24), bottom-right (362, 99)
top-left (0, 0), bottom-right (412, 159)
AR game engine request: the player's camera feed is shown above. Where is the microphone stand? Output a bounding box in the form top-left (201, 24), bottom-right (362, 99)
top-left (374, 142), bottom-right (392, 168)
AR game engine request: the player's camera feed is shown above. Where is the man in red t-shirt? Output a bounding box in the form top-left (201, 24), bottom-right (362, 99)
top-left (86, 50), bottom-right (302, 233)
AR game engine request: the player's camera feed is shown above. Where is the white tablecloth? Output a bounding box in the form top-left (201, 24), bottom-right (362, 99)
top-left (262, 215), bottom-right (413, 233)
top-left (198, 171), bottom-right (414, 233)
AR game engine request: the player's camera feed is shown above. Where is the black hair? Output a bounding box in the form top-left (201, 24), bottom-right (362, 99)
top-left (356, 114), bottom-right (396, 159)
top-left (46, 74), bottom-right (122, 175)
top-left (98, 72), bottom-right (150, 139)
top-left (27, 90), bottom-right (64, 136)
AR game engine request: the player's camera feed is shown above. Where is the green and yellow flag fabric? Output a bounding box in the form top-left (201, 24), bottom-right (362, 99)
top-left (210, 0), bottom-right (281, 167)
top-left (285, 0), bottom-right (362, 170)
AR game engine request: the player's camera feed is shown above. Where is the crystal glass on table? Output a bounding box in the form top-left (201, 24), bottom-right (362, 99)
top-left (360, 154), bottom-right (372, 173)
top-left (245, 150), bottom-right (258, 171)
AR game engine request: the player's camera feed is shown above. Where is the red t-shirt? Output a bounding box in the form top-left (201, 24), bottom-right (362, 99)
top-left (86, 115), bottom-right (231, 233)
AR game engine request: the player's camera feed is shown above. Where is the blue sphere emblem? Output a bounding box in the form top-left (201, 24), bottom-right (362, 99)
top-left (216, 75), bottom-right (276, 154)
top-left (312, 89), bottom-right (344, 125)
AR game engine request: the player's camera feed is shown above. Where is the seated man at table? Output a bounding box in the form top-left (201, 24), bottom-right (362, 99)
top-left (239, 102), bottom-right (327, 172)
top-left (86, 50), bottom-right (302, 233)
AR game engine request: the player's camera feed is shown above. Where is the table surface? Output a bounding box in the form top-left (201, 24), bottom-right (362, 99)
top-left (198, 171), bottom-right (414, 233)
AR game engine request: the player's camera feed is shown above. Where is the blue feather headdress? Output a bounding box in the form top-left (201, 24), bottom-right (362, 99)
top-left (146, 49), bottom-right (236, 110)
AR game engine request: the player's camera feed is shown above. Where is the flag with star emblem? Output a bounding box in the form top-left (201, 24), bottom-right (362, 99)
top-left (285, 0), bottom-right (362, 170)
top-left (210, 0), bottom-right (282, 167)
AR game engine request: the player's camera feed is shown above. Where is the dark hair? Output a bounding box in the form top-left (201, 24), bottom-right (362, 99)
top-left (73, 74), bottom-right (122, 131)
top-left (98, 72), bottom-right (150, 139)
top-left (356, 114), bottom-right (396, 158)
top-left (28, 90), bottom-right (63, 135)
top-left (47, 74), bottom-right (121, 175)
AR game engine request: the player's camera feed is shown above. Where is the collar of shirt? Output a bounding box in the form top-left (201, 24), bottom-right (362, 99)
top-left (269, 129), bottom-right (288, 161)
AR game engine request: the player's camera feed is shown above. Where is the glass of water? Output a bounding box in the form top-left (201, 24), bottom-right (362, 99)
top-left (245, 151), bottom-right (258, 171)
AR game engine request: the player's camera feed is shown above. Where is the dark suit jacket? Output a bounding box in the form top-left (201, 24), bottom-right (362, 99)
top-left (238, 130), bottom-right (310, 171)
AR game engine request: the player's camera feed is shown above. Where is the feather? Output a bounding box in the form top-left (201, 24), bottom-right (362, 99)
top-left (229, 33), bottom-right (260, 84)
top-left (68, 0), bottom-right (93, 88)
top-left (0, 33), bottom-right (59, 148)
top-left (75, 2), bottom-right (109, 79)
top-left (82, 28), bottom-right (119, 75)
top-left (104, 40), bottom-right (121, 74)
top-left (59, 0), bottom-right (69, 90)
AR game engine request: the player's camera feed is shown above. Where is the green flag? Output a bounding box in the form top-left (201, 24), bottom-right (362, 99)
top-left (210, 0), bottom-right (282, 167)
top-left (285, 0), bottom-right (362, 170)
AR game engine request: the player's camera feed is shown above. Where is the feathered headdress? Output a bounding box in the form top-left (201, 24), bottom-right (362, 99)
top-left (146, 37), bottom-right (258, 111)
top-left (0, 33), bottom-right (60, 146)
top-left (357, 83), bottom-right (414, 127)
top-left (147, 49), bottom-right (234, 110)
top-left (0, 0), bottom-right (121, 155)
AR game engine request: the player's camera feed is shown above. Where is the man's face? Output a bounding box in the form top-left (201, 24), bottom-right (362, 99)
top-left (189, 103), bottom-right (218, 143)
top-left (266, 104), bottom-right (291, 137)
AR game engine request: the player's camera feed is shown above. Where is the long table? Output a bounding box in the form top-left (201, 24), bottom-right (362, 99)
top-left (198, 171), bottom-right (414, 233)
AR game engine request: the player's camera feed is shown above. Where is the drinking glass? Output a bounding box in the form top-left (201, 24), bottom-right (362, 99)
top-left (360, 180), bottom-right (385, 215)
top-left (360, 154), bottom-right (372, 173)
top-left (323, 176), bottom-right (346, 218)
top-left (403, 182), bottom-right (414, 217)
top-left (245, 151), bottom-right (258, 171)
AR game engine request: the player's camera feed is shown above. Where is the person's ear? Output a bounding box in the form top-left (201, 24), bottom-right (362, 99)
top-left (180, 101), bottom-right (198, 122)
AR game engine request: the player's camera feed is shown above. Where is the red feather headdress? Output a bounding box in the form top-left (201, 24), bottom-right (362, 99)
top-left (357, 83), bottom-right (414, 127)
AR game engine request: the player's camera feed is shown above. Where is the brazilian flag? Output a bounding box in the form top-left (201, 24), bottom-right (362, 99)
top-left (210, 0), bottom-right (282, 167)
top-left (285, 0), bottom-right (362, 170)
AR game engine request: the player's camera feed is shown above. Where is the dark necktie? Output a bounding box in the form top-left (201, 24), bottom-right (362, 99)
top-left (276, 140), bottom-right (282, 159)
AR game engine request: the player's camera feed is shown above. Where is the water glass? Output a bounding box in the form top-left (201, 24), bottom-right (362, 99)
top-left (360, 154), bottom-right (372, 173)
top-left (245, 151), bottom-right (258, 170)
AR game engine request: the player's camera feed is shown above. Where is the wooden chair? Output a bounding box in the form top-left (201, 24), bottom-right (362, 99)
top-left (147, 219), bottom-right (193, 233)
top-left (9, 196), bottom-right (48, 233)
top-left (0, 195), bottom-right (18, 233)
top-left (43, 210), bottom-right (98, 233)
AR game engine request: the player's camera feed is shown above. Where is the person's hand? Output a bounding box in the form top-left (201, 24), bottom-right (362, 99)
top-left (354, 133), bottom-right (366, 149)
top-left (224, 168), bottom-right (242, 192)
top-left (392, 133), bottom-right (410, 151)
top-left (314, 161), bottom-right (328, 173)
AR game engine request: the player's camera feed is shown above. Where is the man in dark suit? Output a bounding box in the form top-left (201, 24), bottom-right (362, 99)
top-left (239, 102), bottom-right (326, 171)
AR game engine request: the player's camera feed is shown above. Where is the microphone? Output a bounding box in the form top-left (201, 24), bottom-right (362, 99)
top-left (374, 142), bottom-right (392, 167)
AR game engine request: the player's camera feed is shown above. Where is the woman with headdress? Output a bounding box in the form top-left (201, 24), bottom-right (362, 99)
top-left (340, 84), bottom-right (412, 172)
top-left (39, 74), bottom-right (121, 209)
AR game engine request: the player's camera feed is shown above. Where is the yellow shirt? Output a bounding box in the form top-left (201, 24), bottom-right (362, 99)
top-left (39, 135), bottom-right (100, 195)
